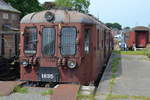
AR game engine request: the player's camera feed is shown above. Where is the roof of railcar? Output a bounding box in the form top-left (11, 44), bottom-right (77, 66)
top-left (21, 9), bottom-right (105, 26)
top-left (131, 26), bottom-right (150, 31)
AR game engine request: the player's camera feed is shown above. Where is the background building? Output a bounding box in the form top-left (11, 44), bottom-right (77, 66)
top-left (0, 0), bottom-right (20, 58)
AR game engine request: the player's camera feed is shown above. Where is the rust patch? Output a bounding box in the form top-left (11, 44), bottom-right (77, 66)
top-left (0, 81), bottom-right (25, 96)
top-left (51, 84), bottom-right (80, 100)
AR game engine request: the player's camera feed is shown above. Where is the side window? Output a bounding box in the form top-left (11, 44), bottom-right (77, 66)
top-left (102, 40), bottom-right (103, 48)
top-left (84, 29), bottom-right (90, 54)
top-left (3, 13), bottom-right (8, 19)
top-left (12, 14), bottom-right (17, 21)
top-left (97, 29), bottom-right (100, 50)
top-left (101, 29), bottom-right (103, 49)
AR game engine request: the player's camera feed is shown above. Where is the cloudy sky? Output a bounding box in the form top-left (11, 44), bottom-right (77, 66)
top-left (39, 0), bottom-right (150, 27)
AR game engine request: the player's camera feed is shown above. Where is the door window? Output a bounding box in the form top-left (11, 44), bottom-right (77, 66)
top-left (42, 27), bottom-right (55, 56)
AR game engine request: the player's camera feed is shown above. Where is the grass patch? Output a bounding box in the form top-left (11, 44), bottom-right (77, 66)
top-left (13, 86), bottom-right (28, 94)
top-left (40, 89), bottom-right (53, 95)
top-left (131, 95), bottom-right (150, 100)
top-left (77, 92), bottom-right (96, 100)
top-left (106, 94), bottom-right (113, 100)
top-left (109, 78), bottom-right (115, 92)
top-left (145, 49), bottom-right (150, 59)
top-left (120, 51), bottom-right (145, 55)
top-left (114, 50), bottom-right (150, 59)
top-left (114, 50), bottom-right (150, 60)
top-left (109, 53), bottom-right (121, 93)
top-left (112, 74), bottom-right (116, 79)
top-left (113, 50), bottom-right (121, 54)
top-left (111, 94), bottom-right (129, 99)
top-left (106, 94), bottom-right (129, 100)
top-left (109, 73), bottom-right (116, 93)
top-left (105, 94), bottom-right (150, 100)
top-left (111, 57), bottom-right (120, 73)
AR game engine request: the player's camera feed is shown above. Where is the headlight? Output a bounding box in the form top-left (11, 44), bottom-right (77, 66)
top-left (67, 60), bottom-right (76, 69)
top-left (22, 60), bottom-right (29, 67)
top-left (45, 12), bottom-right (54, 22)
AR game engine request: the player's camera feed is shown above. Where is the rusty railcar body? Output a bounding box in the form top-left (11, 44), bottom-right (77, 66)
top-left (127, 26), bottom-right (150, 49)
top-left (20, 9), bottom-right (113, 85)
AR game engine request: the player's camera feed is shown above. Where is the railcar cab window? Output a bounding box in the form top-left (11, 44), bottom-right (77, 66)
top-left (84, 29), bottom-right (90, 54)
top-left (42, 27), bottom-right (55, 56)
top-left (61, 27), bottom-right (77, 56)
top-left (24, 27), bottom-right (37, 54)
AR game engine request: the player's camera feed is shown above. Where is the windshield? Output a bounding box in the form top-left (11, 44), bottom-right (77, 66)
top-left (24, 27), bottom-right (37, 54)
top-left (61, 27), bottom-right (77, 56)
top-left (42, 27), bottom-right (55, 56)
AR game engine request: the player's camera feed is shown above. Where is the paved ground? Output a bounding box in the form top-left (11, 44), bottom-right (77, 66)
top-left (0, 84), bottom-right (80, 100)
top-left (96, 53), bottom-right (150, 100)
top-left (0, 87), bottom-right (50, 100)
top-left (0, 81), bottom-right (25, 96)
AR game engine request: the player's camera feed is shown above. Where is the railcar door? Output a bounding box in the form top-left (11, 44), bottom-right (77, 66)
top-left (38, 25), bottom-right (60, 82)
top-left (136, 31), bottom-right (148, 48)
top-left (82, 26), bottom-right (94, 82)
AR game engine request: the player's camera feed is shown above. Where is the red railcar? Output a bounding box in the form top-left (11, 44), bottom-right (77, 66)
top-left (127, 26), bottom-right (150, 49)
top-left (19, 9), bottom-right (113, 85)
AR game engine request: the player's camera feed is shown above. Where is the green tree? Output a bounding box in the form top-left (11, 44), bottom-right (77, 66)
top-left (105, 23), bottom-right (113, 28)
top-left (113, 23), bottom-right (122, 30)
top-left (55, 0), bottom-right (73, 8)
top-left (4, 0), bottom-right (44, 18)
top-left (124, 27), bottom-right (130, 30)
top-left (105, 22), bottom-right (122, 30)
top-left (55, 0), bottom-right (90, 13)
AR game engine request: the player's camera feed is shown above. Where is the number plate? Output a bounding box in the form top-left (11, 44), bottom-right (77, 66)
top-left (38, 67), bottom-right (60, 82)
top-left (41, 73), bottom-right (54, 79)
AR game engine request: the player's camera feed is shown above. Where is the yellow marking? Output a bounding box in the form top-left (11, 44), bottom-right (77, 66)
top-left (58, 24), bottom-right (61, 29)
top-left (21, 32), bottom-right (24, 35)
